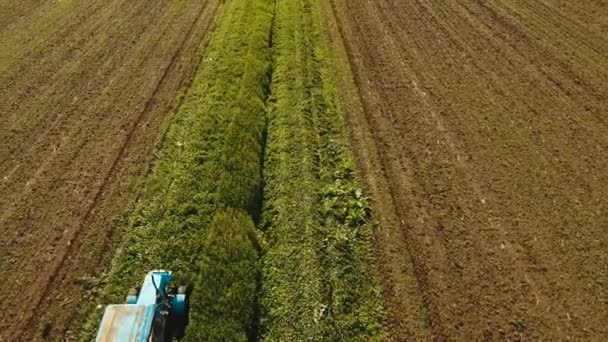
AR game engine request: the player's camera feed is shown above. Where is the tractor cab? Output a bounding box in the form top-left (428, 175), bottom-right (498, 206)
top-left (96, 271), bottom-right (189, 341)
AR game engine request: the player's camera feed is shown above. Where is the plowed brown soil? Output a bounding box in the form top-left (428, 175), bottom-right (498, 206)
top-left (0, 0), bottom-right (218, 340)
top-left (328, 0), bottom-right (608, 339)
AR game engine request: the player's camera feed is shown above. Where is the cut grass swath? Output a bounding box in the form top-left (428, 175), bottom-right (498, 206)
top-left (80, 0), bottom-right (384, 338)
top-left (81, 0), bottom-right (273, 339)
top-left (259, 0), bottom-right (384, 338)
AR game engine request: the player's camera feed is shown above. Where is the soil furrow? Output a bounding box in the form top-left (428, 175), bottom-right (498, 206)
top-left (331, 0), bottom-right (608, 339)
top-left (0, 1), bottom-right (219, 339)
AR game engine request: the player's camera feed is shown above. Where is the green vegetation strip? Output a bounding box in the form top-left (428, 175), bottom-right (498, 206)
top-left (82, 0), bottom-right (383, 339)
top-left (259, 0), bottom-right (383, 339)
top-left (82, 0), bottom-right (272, 339)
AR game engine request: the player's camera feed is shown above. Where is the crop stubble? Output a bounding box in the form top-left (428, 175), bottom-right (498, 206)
top-left (329, 0), bottom-right (608, 339)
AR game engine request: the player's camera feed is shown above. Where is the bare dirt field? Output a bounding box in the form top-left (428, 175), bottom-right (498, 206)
top-left (0, 0), bottom-right (218, 339)
top-left (2, 0), bottom-right (607, 340)
top-left (329, 0), bottom-right (608, 339)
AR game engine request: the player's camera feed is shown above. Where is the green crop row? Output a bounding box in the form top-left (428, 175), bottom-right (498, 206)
top-left (80, 0), bottom-right (384, 339)
top-left (259, 0), bottom-right (384, 339)
top-left (81, 0), bottom-right (273, 339)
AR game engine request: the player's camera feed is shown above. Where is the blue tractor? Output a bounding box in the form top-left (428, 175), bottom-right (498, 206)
top-left (96, 270), bottom-right (190, 341)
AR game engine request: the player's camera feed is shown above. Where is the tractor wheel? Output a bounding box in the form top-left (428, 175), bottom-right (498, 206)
top-left (128, 287), bottom-right (140, 296)
top-left (126, 287), bottom-right (140, 304)
top-left (177, 285), bottom-right (188, 295)
top-left (177, 285), bottom-right (190, 328)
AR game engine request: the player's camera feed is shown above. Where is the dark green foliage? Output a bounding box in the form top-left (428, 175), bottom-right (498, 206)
top-left (188, 209), bottom-right (259, 341)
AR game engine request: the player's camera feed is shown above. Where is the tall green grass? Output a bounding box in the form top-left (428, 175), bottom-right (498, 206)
top-left (82, 0), bottom-right (273, 339)
top-left (259, 0), bottom-right (384, 339)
